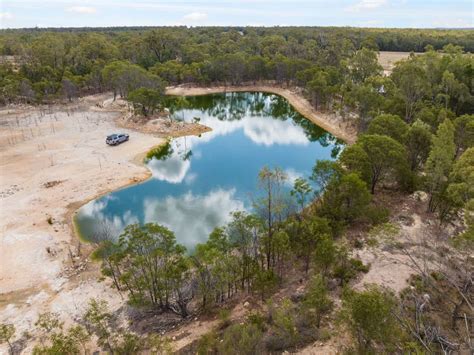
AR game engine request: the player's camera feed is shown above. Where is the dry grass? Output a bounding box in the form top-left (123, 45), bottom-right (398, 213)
top-left (378, 51), bottom-right (422, 75)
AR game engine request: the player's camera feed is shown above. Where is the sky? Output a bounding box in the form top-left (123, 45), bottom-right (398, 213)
top-left (0, 0), bottom-right (472, 29)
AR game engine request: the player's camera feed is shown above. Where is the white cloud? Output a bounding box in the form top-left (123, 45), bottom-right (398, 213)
top-left (284, 168), bottom-right (304, 186)
top-left (0, 12), bottom-right (13, 20)
top-left (147, 152), bottom-right (191, 184)
top-left (346, 0), bottom-right (387, 12)
top-left (66, 6), bottom-right (97, 14)
top-left (144, 189), bottom-right (244, 250)
top-left (182, 11), bottom-right (208, 22)
top-left (432, 18), bottom-right (473, 28)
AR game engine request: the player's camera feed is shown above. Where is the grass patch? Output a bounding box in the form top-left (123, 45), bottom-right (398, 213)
top-left (367, 222), bottom-right (400, 247)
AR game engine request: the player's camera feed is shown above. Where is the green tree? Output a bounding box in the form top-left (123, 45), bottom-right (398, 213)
top-left (348, 48), bottom-right (383, 84)
top-left (391, 60), bottom-right (430, 122)
top-left (127, 87), bottom-right (164, 116)
top-left (425, 119), bottom-right (456, 213)
top-left (295, 216), bottom-right (331, 274)
top-left (83, 299), bottom-right (114, 352)
top-left (342, 134), bottom-right (408, 194)
top-left (453, 114), bottom-right (474, 156)
top-left (253, 268), bottom-right (278, 301)
top-left (303, 274), bottom-right (332, 328)
top-left (310, 160), bottom-right (343, 196)
top-left (405, 120), bottom-right (432, 171)
top-left (367, 114), bottom-right (408, 144)
top-left (442, 148), bottom-right (474, 225)
top-left (254, 166), bottom-right (288, 270)
top-left (227, 211), bottom-right (262, 292)
top-left (291, 177), bottom-right (313, 212)
top-left (312, 234), bottom-right (337, 279)
top-left (97, 223), bottom-right (191, 317)
top-left (318, 173), bottom-right (371, 235)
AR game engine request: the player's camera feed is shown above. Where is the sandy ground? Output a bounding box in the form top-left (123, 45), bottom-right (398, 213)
top-left (0, 94), bottom-right (165, 353)
top-left (166, 85), bottom-right (358, 144)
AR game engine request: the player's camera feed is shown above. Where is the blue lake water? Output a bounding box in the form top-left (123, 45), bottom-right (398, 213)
top-left (75, 92), bottom-right (343, 250)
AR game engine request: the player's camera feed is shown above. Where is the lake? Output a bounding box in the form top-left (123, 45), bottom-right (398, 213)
top-left (75, 92), bottom-right (344, 250)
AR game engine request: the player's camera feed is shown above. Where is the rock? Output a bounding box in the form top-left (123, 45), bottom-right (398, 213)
top-left (243, 301), bottom-right (250, 308)
top-left (413, 191), bottom-right (428, 202)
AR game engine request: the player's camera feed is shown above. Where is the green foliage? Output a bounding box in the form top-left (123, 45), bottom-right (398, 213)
top-left (218, 323), bottom-right (263, 355)
top-left (367, 114), bottom-right (408, 143)
top-left (127, 87), bottom-right (164, 116)
top-left (291, 177), bottom-right (312, 212)
top-left (83, 298), bottom-right (114, 351)
top-left (293, 216), bottom-right (331, 274)
top-left (254, 166), bottom-right (289, 270)
top-left (348, 48), bottom-right (383, 84)
top-left (453, 114), bottom-right (474, 154)
top-left (310, 160), bottom-right (343, 196)
top-left (0, 323), bottom-right (15, 354)
top-left (318, 173), bottom-right (372, 235)
top-left (405, 120), bottom-right (432, 171)
top-left (266, 299), bottom-right (299, 350)
top-left (342, 134), bottom-right (409, 193)
top-left (32, 313), bottom-right (90, 355)
top-left (333, 248), bottom-right (369, 286)
top-left (425, 118), bottom-right (456, 216)
top-left (303, 274), bottom-right (332, 328)
top-left (341, 286), bottom-right (403, 353)
top-left (253, 269), bottom-right (278, 301)
top-left (116, 223), bottom-right (190, 316)
top-left (196, 331), bottom-right (219, 355)
top-left (145, 140), bottom-right (173, 162)
top-left (312, 234), bottom-right (337, 277)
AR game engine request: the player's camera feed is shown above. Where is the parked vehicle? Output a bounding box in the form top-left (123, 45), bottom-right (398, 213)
top-left (106, 133), bottom-right (129, 145)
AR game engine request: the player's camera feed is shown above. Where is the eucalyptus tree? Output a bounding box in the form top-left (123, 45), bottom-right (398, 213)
top-left (254, 166), bottom-right (288, 270)
top-left (317, 173), bottom-right (371, 235)
top-left (290, 177), bottom-right (313, 213)
top-left (367, 114), bottom-right (408, 144)
top-left (341, 134), bottom-right (409, 194)
top-left (405, 120), bottom-right (433, 171)
top-left (425, 119), bottom-right (456, 213)
top-left (96, 223), bottom-right (192, 317)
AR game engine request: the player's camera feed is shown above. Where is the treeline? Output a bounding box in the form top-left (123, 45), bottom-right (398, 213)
top-left (2, 26), bottom-right (474, 53)
top-left (0, 28), bottom-right (473, 119)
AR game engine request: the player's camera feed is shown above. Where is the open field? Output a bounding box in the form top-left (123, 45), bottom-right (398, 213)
top-left (378, 51), bottom-right (421, 75)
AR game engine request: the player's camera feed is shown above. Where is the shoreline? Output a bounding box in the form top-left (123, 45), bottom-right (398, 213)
top-left (0, 87), bottom-right (356, 352)
top-left (166, 84), bottom-right (358, 144)
top-left (70, 85), bottom-right (356, 242)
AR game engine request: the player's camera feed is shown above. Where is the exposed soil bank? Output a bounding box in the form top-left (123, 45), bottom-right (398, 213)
top-left (166, 85), bottom-right (358, 144)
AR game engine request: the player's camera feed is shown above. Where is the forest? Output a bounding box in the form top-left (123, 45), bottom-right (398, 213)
top-left (0, 26), bottom-right (473, 354)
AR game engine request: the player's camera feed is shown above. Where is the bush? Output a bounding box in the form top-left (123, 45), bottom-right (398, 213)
top-left (365, 205), bottom-right (390, 225)
top-left (341, 286), bottom-right (403, 353)
top-left (218, 323), bottom-right (263, 355)
top-left (266, 299), bottom-right (299, 350)
top-left (196, 331), bottom-right (218, 355)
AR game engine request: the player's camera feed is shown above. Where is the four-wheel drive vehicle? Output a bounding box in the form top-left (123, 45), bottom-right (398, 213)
top-left (106, 133), bottom-right (129, 145)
